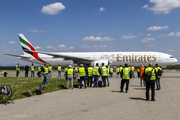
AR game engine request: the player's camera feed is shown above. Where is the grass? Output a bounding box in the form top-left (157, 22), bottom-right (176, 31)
top-left (0, 77), bottom-right (78, 100)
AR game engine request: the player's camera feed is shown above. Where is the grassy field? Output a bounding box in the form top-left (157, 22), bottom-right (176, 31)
top-left (0, 77), bottom-right (78, 100)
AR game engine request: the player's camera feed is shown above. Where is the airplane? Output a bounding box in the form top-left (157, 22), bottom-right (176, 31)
top-left (5, 34), bottom-right (178, 67)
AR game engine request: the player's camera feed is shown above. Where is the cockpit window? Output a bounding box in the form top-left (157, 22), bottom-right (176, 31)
top-left (170, 56), bottom-right (174, 58)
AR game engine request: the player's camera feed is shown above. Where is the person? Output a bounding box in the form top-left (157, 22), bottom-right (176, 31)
top-left (64, 65), bottom-right (68, 78)
top-left (119, 65), bottom-right (123, 74)
top-left (93, 63), bottom-right (101, 88)
top-left (154, 64), bottom-right (162, 90)
top-left (106, 66), bottom-right (110, 86)
top-left (24, 65), bottom-right (29, 77)
top-left (74, 65), bottom-right (79, 79)
top-left (30, 64), bottom-right (35, 77)
top-left (130, 65), bottom-right (135, 78)
top-left (57, 65), bottom-right (62, 78)
top-left (38, 65), bottom-right (42, 77)
top-left (79, 64), bottom-right (87, 89)
top-left (144, 63), bottom-right (157, 101)
top-left (116, 66), bottom-right (119, 78)
top-left (48, 64), bottom-right (53, 77)
top-left (136, 67), bottom-right (140, 78)
top-left (120, 64), bottom-right (132, 93)
top-left (65, 65), bottom-right (75, 89)
top-left (87, 65), bottom-right (93, 87)
top-left (109, 66), bottom-right (113, 78)
top-left (101, 63), bottom-right (107, 87)
top-left (41, 63), bottom-right (49, 86)
top-left (2, 70), bottom-right (7, 77)
top-left (140, 65), bottom-right (146, 87)
top-left (16, 63), bottom-right (20, 77)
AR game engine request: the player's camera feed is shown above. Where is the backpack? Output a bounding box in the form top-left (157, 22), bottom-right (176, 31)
top-left (98, 81), bottom-right (102, 87)
top-left (32, 89), bottom-right (42, 95)
top-left (157, 69), bottom-right (162, 76)
top-left (145, 69), bottom-right (153, 82)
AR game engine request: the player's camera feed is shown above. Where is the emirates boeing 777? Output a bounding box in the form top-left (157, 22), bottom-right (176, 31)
top-left (5, 34), bottom-right (178, 67)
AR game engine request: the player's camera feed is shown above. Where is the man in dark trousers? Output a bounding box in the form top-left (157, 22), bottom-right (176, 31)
top-left (120, 64), bottom-right (132, 93)
top-left (144, 63), bottom-right (157, 101)
top-left (24, 65), bottom-right (29, 77)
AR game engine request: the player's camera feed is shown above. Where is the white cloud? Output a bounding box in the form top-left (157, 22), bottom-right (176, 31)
top-left (121, 34), bottom-right (137, 39)
top-left (100, 45), bottom-right (108, 48)
top-left (147, 33), bottom-right (151, 36)
top-left (35, 46), bottom-right (41, 49)
top-left (176, 32), bottom-right (180, 36)
top-left (167, 32), bottom-right (175, 36)
top-left (58, 44), bottom-right (66, 48)
top-left (41, 2), bottom-right (65, 15)
top-left (142, 0), bottom-right (180, 14)
top-left (82, 36), bottom-right (114, 41)
top-left (28, 29), bottom-right (45, 33)
top-left (98, 32), bottom-right (103, 35)
top-left (3, 50), bottom-right (9, 52)
top-left (69, 46), bottom-right (74, 49)
top-left (147, 26), bottom-right (169, 30)
top-left (9, 41), bottom-right (16, 44)
top-left (45, 46), bottom-right (53, 49)
top-left (40, 30), bottom-right (45, 33)
top-left (79, 45), bottom-right (109, 49)
top-left (99, 7), bottom-right (105, 12)
top-left (28, 29), bottom-right (39, 33)
top-left (142, 4), bottom-right (149, 9)
top-left (168, 48), bottom-right (176, 51)
top-left (141, 37), bottom-right (155, 42)
top-left (146, 44), bottom-right (154, 47)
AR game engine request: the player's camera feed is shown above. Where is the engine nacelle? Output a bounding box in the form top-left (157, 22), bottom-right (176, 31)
top-left (91, 60), bottom-right (109, 67)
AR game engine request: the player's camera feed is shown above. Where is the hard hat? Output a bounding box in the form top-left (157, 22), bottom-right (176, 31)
top-left (69, 65), bottom-right (72, 67)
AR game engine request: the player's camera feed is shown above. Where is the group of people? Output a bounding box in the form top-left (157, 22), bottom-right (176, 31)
top-left (7, 62), bottom-right (163, 101)
top-left (64, 63), bottom-right (110, 89)
top-left (119, 63), bottom-right (162, 101)
top-left (16, 63), bottom-right (53, 78)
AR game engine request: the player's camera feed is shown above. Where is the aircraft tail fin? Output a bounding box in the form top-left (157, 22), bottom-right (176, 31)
top-left (18, 34), bottom-right (36, 56)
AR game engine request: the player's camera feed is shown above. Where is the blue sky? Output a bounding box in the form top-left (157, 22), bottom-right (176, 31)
top-left (0, 0), bottom-right (180, 66)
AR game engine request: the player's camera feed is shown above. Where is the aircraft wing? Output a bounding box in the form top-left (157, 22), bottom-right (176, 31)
top-left (4, 54), bottom-right (30, 59)
top-left (33, 51), bottom-right (92, 64)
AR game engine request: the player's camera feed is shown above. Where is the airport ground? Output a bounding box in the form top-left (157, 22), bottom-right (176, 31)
top-left (0, 70), bottom-right (180, 120)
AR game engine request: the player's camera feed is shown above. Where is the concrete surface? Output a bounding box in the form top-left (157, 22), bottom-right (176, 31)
top-left (0, 70), bottom-right (180, 120)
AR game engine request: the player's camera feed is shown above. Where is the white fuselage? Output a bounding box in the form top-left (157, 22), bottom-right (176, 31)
top-left (19, 51), bottom-right (178, 67)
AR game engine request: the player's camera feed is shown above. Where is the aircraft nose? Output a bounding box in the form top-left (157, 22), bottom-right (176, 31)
top-left (175, 58), bottom-right (178, 63)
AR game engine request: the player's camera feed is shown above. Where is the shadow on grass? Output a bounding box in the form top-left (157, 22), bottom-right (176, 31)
top-left (129, 97), bottom-right (146, 101)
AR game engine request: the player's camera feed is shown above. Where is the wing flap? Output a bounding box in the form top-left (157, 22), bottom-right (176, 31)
top-left (33, 51), bottom-right (92, 63)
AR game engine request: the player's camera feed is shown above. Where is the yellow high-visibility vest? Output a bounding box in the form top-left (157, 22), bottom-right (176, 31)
top-left (58, 66), bottom-right (61, 71)
top-left (122, 67), bottom-right (130, 80)
top-left (102, 66), bottom-right (107, 76)
top-left (43, 66), bottom-right (48, 74)
top-left (67, 68), bottom-right (73, 76)
top-left (145, 67), bottom-right (156, 80)
top-left (31, 66), bottom-right (35, 71)
top-left (93, 66), bottom-right (99, 75)
top-left (88, 67), bottom-right (93, 77)
top-left (79, 67), bottom-right (86, 77)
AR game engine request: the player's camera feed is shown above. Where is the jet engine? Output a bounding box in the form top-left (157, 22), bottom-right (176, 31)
top-left (91, 60), bottom-right (109, 67)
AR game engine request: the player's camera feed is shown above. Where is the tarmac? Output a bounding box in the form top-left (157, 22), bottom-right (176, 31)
top-left (0, 70), bottom-right (180, 120)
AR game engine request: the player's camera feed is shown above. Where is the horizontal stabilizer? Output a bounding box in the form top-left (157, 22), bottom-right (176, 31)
top-left (4, 54), bottom-right (30, 59)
